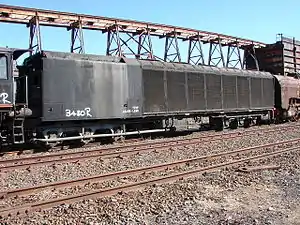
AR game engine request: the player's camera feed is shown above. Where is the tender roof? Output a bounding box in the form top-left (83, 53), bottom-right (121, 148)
top-left (37, 50), bottom-right (274, 79)
top-left (274, 75), bottom-right (300, 87)
top-left (137, 59), bottom-right (274, 79)
top-left (41, 51), bottom-right (121, 63)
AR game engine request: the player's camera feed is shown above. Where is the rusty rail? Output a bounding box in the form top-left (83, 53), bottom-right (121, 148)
top-left (0, 143), bottom-right (298, 217)
top-left (237, 165), bottom-right (281, 172)
top-left (0, 136), bottom-right (298, 199)
top-left (0, 124), bottom-right (298, 172)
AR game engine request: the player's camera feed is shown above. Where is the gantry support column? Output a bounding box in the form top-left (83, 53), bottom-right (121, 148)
top-left (163, 30), bottom-right (181, 62)
top-left (226, 41), bottom-right (243, 68)
top-left (137, 28), bottom-right (154, 59)
top-left (208, 38), bottom-right (225, 67)
top-left (105, 25), bottom-right (158, 59)
top-left (186, 34), bottom-right (205, 65)
top-left (106, 24), bottom-right (123, 57)
top-left (243, 44), bottom-right (259, 70)
top-left (28, 13), bottom-right (42, 55)
top-left (69, 18), bottom-right (85, 54)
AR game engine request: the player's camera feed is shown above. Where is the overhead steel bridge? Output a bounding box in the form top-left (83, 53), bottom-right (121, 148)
top-left (0, 4), bottom-right (266, 68)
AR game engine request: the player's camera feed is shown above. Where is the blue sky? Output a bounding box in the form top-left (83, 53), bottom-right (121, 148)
top-left (1, 0), bottom-right (299, 62)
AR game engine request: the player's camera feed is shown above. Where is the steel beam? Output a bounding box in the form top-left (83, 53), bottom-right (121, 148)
top-left (0, 4), bottom-right (267, 68)
top-left (105, 25), bottom-right (161, 60)
top-left (69, 18), bottom-right (85, 54)
top-left (137, 29), bottom-right (154, 59)
top-left (27, 13), bottom-right (42, 55)
top-left (106, 24), bottom-right (122, 57)
top-left (226, 42), bottom-right (243, 68)
top-left (243, 44), bottom-right (259, 70)
top-left (0, 4), bottom-right (265, 48)
top-left (164, 31), bottom-right (181, 62)
top-left (208, 38), bottom-right (225, 67)
top-left (187, 34), bottom-right (205, 65)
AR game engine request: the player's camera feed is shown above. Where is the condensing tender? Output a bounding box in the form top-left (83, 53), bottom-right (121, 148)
top-left (0, 45), bottom-right (298, 148)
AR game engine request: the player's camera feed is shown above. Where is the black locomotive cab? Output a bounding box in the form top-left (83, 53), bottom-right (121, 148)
top-left (0, 50), bottom-right (14, 108)
top-left (0, 48), bottom-right (31, 146)
top-left (0, 48), bottom-right (30, 107)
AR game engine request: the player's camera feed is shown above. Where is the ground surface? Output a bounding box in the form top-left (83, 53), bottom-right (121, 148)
top-left (1, 152), bottom-right (299, 225)
top-left (0, 126), bottom-right (300, 225)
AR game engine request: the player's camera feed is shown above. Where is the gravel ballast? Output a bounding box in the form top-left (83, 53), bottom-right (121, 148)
top-left (1, 126), bottom-right (300, 190)
top-left (0, 124), bottom-right (300, 224)
top-left (1, 150), bottom-right (299, 225)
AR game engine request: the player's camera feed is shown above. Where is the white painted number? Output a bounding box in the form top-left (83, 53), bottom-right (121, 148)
top-left (65, 107), bottom-right (92, 118)
top-left (0, 92), bottom-right (11, 104)
top-left (122, 106), bottom-right (140, 114)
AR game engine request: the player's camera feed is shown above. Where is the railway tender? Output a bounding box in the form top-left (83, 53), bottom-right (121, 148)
top-left (0, 48), bottom-right (299, 148)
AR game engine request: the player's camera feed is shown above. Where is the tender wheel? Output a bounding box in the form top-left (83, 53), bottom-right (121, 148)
top-left (243, 118), bottom-right (251, 128)
top-left (229, 119), bottom-right (238, 129)
top-left (215, 118), bottom-right (224, 131)
top-left (255, 117), bottom-right (262, 126)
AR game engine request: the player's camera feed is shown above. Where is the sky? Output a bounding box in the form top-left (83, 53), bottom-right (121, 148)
top-left (1, 0), bottom-right (300, 64)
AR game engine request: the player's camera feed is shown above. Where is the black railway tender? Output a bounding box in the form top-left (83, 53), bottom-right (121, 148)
top-left (0, 48), bottom-right (299, 148)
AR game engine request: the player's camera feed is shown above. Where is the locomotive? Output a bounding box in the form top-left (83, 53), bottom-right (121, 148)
top-left (0, 47), bottom-right (299, 149)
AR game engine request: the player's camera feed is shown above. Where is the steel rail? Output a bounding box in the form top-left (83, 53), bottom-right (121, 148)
top-left (1, 136), bottom-right (299, 199)
top-left (0, 123), bottom-right (296, 164)
top-left (0, 125), bottom-right (296, 172)
top-left (1, 144), bottom-right (298, 217)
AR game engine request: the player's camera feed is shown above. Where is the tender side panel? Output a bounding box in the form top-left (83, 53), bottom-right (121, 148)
top-left (92, 62), bottom-right (127, 118)
top-left (250, 77), bottom-right (263, 108)
top-left (125, 62), bottom-right (143, 117)
top-left (187, 72), bottom-right (205, 111)
top-left (237, 76), bottom-right (250, 109)
top-left (222, 75), bottom-right (237, 110)
top-left (262, 78), bottom-right (274, 108)
top-left (206, 74), bottom-right (222, 110)
top-left (42, 58), bottom-right (128, 121)
top-left (166, 71), bottom-right (187, 111)
top-left (142, 69), bottom-right (166, 113)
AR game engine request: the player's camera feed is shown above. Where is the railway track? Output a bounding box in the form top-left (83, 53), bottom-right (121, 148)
top-left (0, 123), bottom-right (298, 172)
top-left (0, 136), bottom-right (299, 217)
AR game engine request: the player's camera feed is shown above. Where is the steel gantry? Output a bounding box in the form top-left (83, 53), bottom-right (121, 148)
top-left (0, 4), bottom-right (266, 69)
